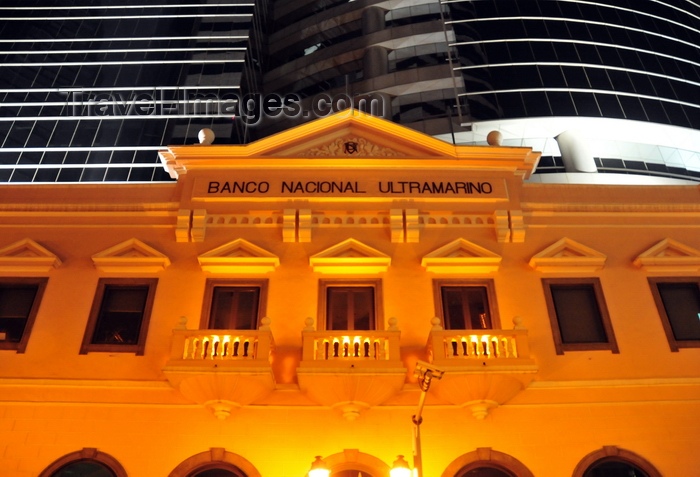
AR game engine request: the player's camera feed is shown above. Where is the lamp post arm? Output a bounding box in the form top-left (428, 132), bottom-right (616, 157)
top-left (411, 364), bottom-right (444, 477)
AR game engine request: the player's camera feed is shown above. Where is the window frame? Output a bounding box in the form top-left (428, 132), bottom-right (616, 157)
top-left (648, 277), bottom-right (700, 351)
top-left (433, 279), bottom-right (501, 330)
top-left (318, 279), bottom-right (383, 331)
top-left (80, 278), bottom-right (157, 355)
top-left (542, 277), bottom-right (619, 355)
top-left (0, 277), bottom-right (47, 353)
top-left (200, 279), bottom-right (268, 330)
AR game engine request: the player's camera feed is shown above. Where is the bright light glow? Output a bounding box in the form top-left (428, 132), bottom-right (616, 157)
top-left (308, 456), bottom-right (330, 477)
top-left (390, 455), bottom-right (412, 477)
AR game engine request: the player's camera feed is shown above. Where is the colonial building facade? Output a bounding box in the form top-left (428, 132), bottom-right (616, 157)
top-left (0, 112), bottom-right (698, 476)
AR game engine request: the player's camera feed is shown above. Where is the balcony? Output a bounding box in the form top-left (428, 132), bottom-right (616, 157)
top-left (297, 318), bottom-right (407, 420)
top-left (163, 317), bottom-right (276, 419)
top-left (426, 317), bottom-right (538, 419)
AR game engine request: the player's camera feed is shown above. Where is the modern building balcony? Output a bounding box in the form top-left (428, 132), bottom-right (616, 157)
top-left (297, 317), bottom-right (407, 420)
top-left (163, 317), bottom-right (276, 419)
top-left (426, 317), bottom-right (539, 419)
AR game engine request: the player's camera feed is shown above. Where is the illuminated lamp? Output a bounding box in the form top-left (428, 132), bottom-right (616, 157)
top-left (308, 456), bottom-right (330, 477)
top-left (389, 455), bottom-right (412, 477)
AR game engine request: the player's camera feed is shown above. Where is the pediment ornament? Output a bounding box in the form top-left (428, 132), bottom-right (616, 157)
top-left (302, 137), bottom-right (400, 157)
top-left (633, 238), bottom-right (700, 272)
top-left (0, 238), bottom-right (62, 273)
top-left (309, 238), bottom-right (390, 274)
top-left (92, 238), bottom-right (170, 273)
top-left (198, 239), bottom-right (279, 274)
top-left (529, 238), bottom-right (606, 273)
top-left (421, 238), bottom-right (502, 274)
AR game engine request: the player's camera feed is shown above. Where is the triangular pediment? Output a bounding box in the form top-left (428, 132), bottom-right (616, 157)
top-left (421, 239), bottom-right (502, 274)
top-left (0, 238), bottom-right (62, 273)
top-left (198, 239), bottom-right (280, 274)
top-left (633, 238), bottom-right (700, 272)
top-left (92, 238), bottom-right (170, 273)
top-left (159, 110), bottom-right (540, 179)
top-left (529, 238), bottom-right (606, 273)
top-left (309, 238), bottom-right (390, 274)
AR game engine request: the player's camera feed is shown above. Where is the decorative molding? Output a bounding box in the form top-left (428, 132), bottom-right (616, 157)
top-left (91, 239), bottom-right (170, 273)
top-left (0, 238), bottom-right (62, 273)
top-left (302, 137), bottom-right (401, 157)
top-left (309, 238), bottom-right (391, 274)
top-left (198, 239), bottom-right (279, 274)
top-left (633, 238), bottom-right (700, 272)
top-left (421, 238), bottom-right (502, 274)
top-left (529, 238), bottom-right (606, 273)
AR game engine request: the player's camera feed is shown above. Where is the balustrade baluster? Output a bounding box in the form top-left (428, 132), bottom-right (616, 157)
top-left (333, 340), bottom-right (340, 358)
top-left (243, 340), bottom-right (249, 357)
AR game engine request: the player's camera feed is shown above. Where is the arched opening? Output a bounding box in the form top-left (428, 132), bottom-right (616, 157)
top-left (458, 467), bottom-right (516, 477)
top-left (332, 471), bottom-right (376, 477)
top-left (583, 459), bottom-right (649, 477)
top-left (442, 448), bottom-right (533, 477)
top-left (39, 448), bottom-right (126, 477)
top-left (320, 449), bottom-right (389, 477)
top-left (50, 461), bottom-right (116, 477)
top-left (169, 448), bottom-right (260, 477)
top-left (186, 463), bottom-right (247, 477)
top-left (573, 447), bottom-right (661, 477)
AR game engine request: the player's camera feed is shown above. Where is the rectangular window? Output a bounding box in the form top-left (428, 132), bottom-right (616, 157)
top-left (319, 280), bottom-right (381, 331)
top-left (543, 278), bottom-right (618, 354)
top-left (201, 280), bottom-right (267, 330)
top-left (434, 280), bottom-right (499, 330)
top-left (0, 278), bottom-right (47, 353)
top-left (649, 278), bottom-right (700, 351)
top-left (80, 278), bottom-right (157, 355)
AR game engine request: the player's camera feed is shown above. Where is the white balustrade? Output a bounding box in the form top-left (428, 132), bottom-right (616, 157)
top-left (169, 329), bottom-right (273, 362)
top-left (430, 329), bottom-right (531, 362)
top-left (302, 331), bottom-right (400, 363)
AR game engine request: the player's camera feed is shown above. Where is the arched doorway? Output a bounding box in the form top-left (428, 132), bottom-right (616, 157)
top-left (169, 448), bottom-right (260, 477)
top-left (572, 447), bottom-right (661, 477)
top-left (332, 471), bottom-right (376, 477)
top-left (39, 448), bottom-right (127, 477)
top-left (458, 467), bottom-right (516, 477)
top-left (186, 463), bottom-right (247, 477)
top-left (49, 461), bottom-right (116, 477)
top-left (583, 459), bottom-right (649, 477)
top-left (442, 448), bottom-right (534, 477)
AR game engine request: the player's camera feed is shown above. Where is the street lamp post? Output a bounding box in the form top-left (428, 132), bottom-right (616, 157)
top-left (411, 361), bottom-right (444, 477)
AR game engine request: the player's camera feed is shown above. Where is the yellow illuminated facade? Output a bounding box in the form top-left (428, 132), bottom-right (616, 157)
top-left (0, 111), bottom-right (699, 477)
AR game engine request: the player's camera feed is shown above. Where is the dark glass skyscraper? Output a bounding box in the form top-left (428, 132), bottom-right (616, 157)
top-left (0, 1), bottom-right (265, 182)
top-left (442, 0), bottom-right (700, 181)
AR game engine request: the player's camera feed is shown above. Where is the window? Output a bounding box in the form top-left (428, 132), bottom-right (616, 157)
top-left (648, 277), bottom-right (700, 351)
top-left (319, 280), bottom-right (381, 330)
top-left (201, 280), bottom-right (267, 329)
top-left (434, 280), bottom-right (499, 330)
top-left (542, 278), bottom-right (619, 354)
top-left (0, 278), bottom-right (47, 353)
top-left (80, 278), bottom-right (157, 355)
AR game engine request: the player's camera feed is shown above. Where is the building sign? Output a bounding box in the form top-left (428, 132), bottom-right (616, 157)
top-left (194, 171), bottom-right (508, 200)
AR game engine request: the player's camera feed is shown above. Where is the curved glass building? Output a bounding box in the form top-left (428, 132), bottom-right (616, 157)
top-left (261, 0), bottom-right (468, 137)
top-left (263, 0), bottom-right (700, 183)
top-left (441, 0), bottom-right (700, 182)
